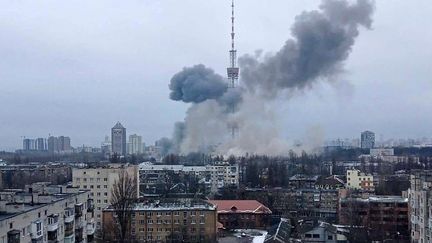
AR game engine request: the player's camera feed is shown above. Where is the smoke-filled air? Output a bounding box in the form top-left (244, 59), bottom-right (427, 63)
top-left (160, 0), bottom-right (375, 156)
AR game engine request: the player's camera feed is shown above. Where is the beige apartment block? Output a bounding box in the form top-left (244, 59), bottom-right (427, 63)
top-left (0, 182), bottom-right (94, 243)
top-left (102, 199), bottom-right (217, 243)
top-left (346, 169), bottom-right (374, 191)
top-left (72, 164), bottom-right (139, 232)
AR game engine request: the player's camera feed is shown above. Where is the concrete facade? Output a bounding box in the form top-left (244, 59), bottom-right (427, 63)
top-left (0, 182), bottom-right (94, 243)
top-left (72, 164), bottom-right (139, 232)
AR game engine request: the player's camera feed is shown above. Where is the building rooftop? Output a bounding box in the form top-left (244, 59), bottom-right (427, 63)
top-left (341, 195), bottom-right (408, 203)
top-left (106, 199), bottom-right (216, 211)
top-left (208, 200), bottom-right (272, 214)
top-left (112, 122), bottom-right (125, 129)
top-left (289, 174), bottom-right (319, 181)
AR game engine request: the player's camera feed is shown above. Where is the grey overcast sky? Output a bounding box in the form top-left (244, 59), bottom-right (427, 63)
top-left (1, 0), bottom-right (431, 151)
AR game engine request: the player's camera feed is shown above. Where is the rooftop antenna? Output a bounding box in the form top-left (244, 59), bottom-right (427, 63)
top-left (227, 0), bottom-right (239, 139)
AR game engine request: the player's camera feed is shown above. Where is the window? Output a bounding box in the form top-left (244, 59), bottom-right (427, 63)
top-left (104, 192), bottom-right (108, 196)
top-left (104, 178), bottom-right (108, 181)
top-left (147, 219), bottom-right (153, 224)
top-left (83, 178), bottom-right (87, 182)
top-left (313, 234), bottom-right (320, 239)
top-left (191, 211), bottom-right (196, 216)
top-left (328, 235), bottom-right (333, 240)
top-left (183, 212), bottom-right (187, 218)
top-left (9, 223), bottom-right (13, 229)
top-left (305, 234), bottom-right (312, 238)
top-left (97, 185), bottom-right (100, 189)
top-left (104, 185), bottom-right (107, 188)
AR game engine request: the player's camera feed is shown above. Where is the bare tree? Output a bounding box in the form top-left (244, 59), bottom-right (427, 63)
top-left (109, 168), bottom-right (138, 243)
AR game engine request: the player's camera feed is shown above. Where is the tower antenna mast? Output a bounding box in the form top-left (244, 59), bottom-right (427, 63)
top-left (226, 0), bottom-right (240, 139)
top-left (227, 0), bottom-right (239, 89)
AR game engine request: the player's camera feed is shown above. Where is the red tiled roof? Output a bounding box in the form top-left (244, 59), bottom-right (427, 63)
top-left (208, 200), bottom-right (272, 214)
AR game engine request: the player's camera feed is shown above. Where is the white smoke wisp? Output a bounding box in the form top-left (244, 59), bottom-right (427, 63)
top-left (219, 94), bottom-right (294, 156)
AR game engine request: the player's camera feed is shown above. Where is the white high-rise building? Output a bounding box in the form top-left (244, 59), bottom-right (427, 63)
top-left (128, 134), bottom-right (143, 155)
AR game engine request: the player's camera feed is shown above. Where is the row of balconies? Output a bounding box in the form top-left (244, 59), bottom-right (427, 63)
top-left (28, 203), bottom-right (94, 242)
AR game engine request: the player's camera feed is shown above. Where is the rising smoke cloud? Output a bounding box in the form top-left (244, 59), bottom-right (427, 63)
top-left (162, 0), bottom-right (375, 156)
top-left (169, 64), bottom-right (227, 103)
top-left (240, 0), bottom-right (374, 97)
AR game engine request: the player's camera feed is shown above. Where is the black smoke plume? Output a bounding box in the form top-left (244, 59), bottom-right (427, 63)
top-left (164, 0), bottom-right (375, 155)
top-left (169, 64), bottom-right (227, 103)
top-left (240, 0), bottom-right (374, 96)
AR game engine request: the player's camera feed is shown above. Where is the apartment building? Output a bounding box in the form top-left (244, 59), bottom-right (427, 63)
top-left (346, 169), bottom-right (374, 191)
top-left (138, 162), bottom-right (239, 195)
top-left (0, 182), bottom-right (94, 243)
top-left (102, 199), bottom-right (217, 242)
top-left (72, 164), bottom-right (139, 231)
top-left (339, 194), bottom-right (409, 241)
top-left (408, 170), bottom-right (432, 243)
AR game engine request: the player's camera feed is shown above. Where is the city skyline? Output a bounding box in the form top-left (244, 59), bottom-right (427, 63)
top-left (1, 1), bottom-right (432, 151)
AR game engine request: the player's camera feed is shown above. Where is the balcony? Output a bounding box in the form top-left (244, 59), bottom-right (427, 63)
top-left (64, 221), bottom-right (74, 238)
top-left (75, 203), bottom-right (83, 218)
top-left (63, 234), bottom-right (75, 243)
top-left (47, 214), bottom-right (59, 232)
top-left (47, 229), bottom-right (59, 243)
top-left (7, 230), bottom-right (20, 243)
top-left (75, 227), bottom-right (84, 243)
top-left (86, 218), bottom-right (96, 236)
top-left (87, 199), bottom-right (94, 213)
top-left (30, 220), bottom-right (43, 243)
top-left (64, 208), bottom-right (74, 223)
top-left (75, 218), bottom-right (85, 230)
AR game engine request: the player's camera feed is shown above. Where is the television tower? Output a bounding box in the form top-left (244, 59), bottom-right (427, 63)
top-left (227, 0), bottom-right (239, 89)
top-left (227, 0), bottom-right (239, 138)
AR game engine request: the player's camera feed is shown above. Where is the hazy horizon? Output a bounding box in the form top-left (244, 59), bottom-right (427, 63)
top-left (1, 0), bottom-right (432, 151)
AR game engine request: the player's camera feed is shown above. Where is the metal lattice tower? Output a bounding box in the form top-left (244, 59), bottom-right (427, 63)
top-left (227, 0), bottom-right (239, 88)
top-left (227, 0), bottom-right (239, 139)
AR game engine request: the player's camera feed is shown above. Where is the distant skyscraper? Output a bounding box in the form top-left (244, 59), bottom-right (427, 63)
top-left (48, 136), bottom-right (59, 153)
top-left (361, 131), bottom-right (375, 149)
top-left (36, 138), bottom-right (47, 151)
top-left (58, 136), bottom-right (71, 152)
top-left (23, 138), bottom-right (33, 151)
top-left (111, 122), bottom-right (127, 156)
top-left (128, 134), bottom-right (143, 155)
